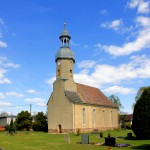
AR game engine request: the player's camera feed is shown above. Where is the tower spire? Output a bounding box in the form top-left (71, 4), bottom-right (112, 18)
top-left (64, 20), bottom-right (66, 29)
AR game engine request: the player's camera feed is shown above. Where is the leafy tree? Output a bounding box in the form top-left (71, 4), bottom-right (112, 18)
top-left (15, 111), bottom-right (32, 131)
top-left (32, 112), bottom-right (48, 132)
top-left (132, 87), bottom-right (150, 139)
top-left (108, 95), bottom-right (123, 113)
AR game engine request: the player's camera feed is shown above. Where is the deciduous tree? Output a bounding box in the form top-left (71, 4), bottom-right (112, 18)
top-left (108, 95), bottom-right (123, 113)
top-left (15, 111), bottom-right (32, 131)
top-left (32, 112), bottom-right (47, 132)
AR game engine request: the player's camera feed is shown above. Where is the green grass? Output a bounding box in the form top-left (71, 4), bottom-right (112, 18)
top-left (0, 129), bottom-right (150, 150)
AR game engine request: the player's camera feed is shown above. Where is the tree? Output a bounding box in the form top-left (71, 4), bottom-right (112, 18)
top-left (108, 95), bottom-right (123, 113)
top-left (32, 112), bottom-right (48, 132)
top-left (132, 87), bottom-right (150, 139)
top-left (15, 111), bottom-right (32, 131)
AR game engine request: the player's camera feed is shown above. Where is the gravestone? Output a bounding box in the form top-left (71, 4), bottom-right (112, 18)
top-left (127, 132), bottom-right (132, 139)
top-left (64, 134), bottom-right (70, 143)
top-left (81, 134), bottom-right (89, 144)
top-left (105, 137), bottom-right (116, 146)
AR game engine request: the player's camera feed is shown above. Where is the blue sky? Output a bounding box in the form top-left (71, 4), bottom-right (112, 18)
top-left (0, 0), bottom-right (150, 115)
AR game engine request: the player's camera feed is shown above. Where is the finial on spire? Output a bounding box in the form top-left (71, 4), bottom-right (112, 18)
top-left (64, 20), bottom-right (66, 29)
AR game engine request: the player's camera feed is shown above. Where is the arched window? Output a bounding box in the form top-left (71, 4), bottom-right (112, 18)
top-left (93, 109), bottom-right (96, 125)
top-left (70, 70), bottom-right (72, 77)
top-left (57, 69), bottom-right (60, 76)
top-left (102, 110), bottom-right (105, 127)
top-left (82, 108), bottom-right (86, 125)
top-left (110, 110), bottom-right (113, 126)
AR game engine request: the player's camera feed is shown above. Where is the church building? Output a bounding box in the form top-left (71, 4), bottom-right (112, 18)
top-left (47, 23), bottom-right (118, 133)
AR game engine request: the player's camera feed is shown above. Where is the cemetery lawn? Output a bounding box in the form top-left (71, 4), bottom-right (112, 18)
top-left (0, 129), bottom-right (150, 150)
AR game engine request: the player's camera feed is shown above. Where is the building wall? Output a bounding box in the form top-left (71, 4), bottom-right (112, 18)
top-left (48, 78), bottom-right (76, 133)
top-left (73, 104), bottom-right (118, 132)
top-left (0, 117), bottom-right (16, 127)
top-left (0, 118), bottom-right (7, 127)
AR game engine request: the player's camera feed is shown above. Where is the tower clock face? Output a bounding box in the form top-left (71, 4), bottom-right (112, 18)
top-left (57, 60), bottom-right (61, 65)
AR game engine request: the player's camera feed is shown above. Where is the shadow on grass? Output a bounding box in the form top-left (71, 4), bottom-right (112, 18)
top-left (131, 144), bottom-right (150, 149)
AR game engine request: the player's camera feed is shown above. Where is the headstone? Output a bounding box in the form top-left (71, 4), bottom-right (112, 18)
top-left (105, 137), bottom-right (116, 146)
top-left (127, 132), bottom-right (132, 139)
top-left (81, 134), bottom-right (89, 144)
top-left (64, 134), bottom-right (70, 143)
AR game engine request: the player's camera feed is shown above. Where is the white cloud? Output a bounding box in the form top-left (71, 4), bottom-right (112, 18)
top-left (25, 98), bottom-right (45, 103)
top-left (4, 63), bottom-right (20, 69)
top-left (74, 55), bottom-right (150, 87)
top-left (103, 86), bottom-right (136, 95)
top-left (0, 93), bottom-right (6, 99)
top-left (101, 19), bottom-right (123, 31)
top-left (45, 77), bottom-right (56, 85)
top-left (99, 9), bottom-right (109, 15)
top-left (36, 103), bottom-right (46, 107)
top-left (0, 56), bottom-right (20, 84)
top-left (6, 92), bottom-right (24, 98)
top-left (0, 18), bottom-right (7, 48)
top-left (0, 102), bottom-right (11, 107)
top-left (0, 68), bottom-right (11, 84)
top-left (128, 0), bottom-right (139, 8)
top-left (77, 60), bottom-right (96, 69)
top-left (128, 0), bottom-right (150, 14)
top-left (97, 16), bottom-right (150, 56)
top-left (136, 16), bottom-right (150, 27)
top-left (26, 89), bottom-right (40, 94)
top-left (0, 41), bottom-right (7, 48)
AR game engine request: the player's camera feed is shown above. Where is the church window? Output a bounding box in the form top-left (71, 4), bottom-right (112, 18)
top-left (82, 108), bottom-right (86, 125)
top-left (70, 70), bottom-right (72, 76)
top-left (57, 69), bottom-right (60, 76)
top-left (102, 110), bottom-right (105, 127)
top-left (110, 110), bottom-right (113, 126)
top-left (93, 109), bottom-right (96, 125)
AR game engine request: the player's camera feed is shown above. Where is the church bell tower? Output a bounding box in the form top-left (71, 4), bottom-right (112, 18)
top-left (55, 22), bottom-right (75, 80)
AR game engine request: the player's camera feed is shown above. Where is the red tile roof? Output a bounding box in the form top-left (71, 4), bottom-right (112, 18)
top-left (76, 83), bottom-right (118, 108)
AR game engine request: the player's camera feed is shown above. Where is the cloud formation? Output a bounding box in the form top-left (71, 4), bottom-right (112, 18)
top-left (0, 102), bottom-right (11, 107)
top-left (0, 41), bottom-right (7, 48)
top-left (26, 89), bottom-right (40, 94)
top-left (74, 55), bottom-right (150, 91)
top-left (6, 92), bottom-right (24, 98)
top-left (103, 86), bottom-right (136, 95)
top-left (25, 98), bottom-right (46, 106)
top-left (101, 19), bottom-right (123, 31)
top-left (0, 18), bottom-right (8, 48)
top-left (0, 56), bottom-right (20, 84)
top-left (128, 0), bottom-right (150, 14)
top-left (97, 16), bottom-right (150, 56)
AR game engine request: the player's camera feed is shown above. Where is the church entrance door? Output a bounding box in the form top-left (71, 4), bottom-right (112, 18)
top-left (58, 124), bottom-right (62, 133)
